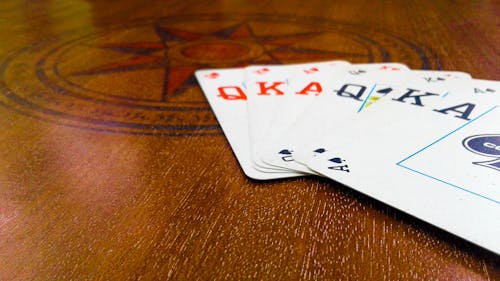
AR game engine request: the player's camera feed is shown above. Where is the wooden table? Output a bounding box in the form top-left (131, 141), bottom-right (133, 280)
top-left (0, 0), bottom-right (498, 279)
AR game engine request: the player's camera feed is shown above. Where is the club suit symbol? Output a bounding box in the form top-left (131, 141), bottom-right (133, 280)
top-left (463, 134), bottom-right (500, 172)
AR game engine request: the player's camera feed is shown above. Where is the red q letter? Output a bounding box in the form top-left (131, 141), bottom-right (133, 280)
top-left (217, 86), bottom-right (247, 100)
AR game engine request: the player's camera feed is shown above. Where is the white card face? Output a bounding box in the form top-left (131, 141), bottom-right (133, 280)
top-left (244, 61), bottom-right (350, 172)
top-left (256, 61), bottom-right (351, 173)
top-left (294, 70), bottom-right (473, 167)
top-left (258, 61), bottom-right (351, 150)
top-left (401, 109), bottom-right (499, 202)
top-left (306, 79), bottom-right (500, 254)
top-left (245, 63), bottom-right (310, 172)
top-left (260, 63), bottom-right (413, 173)
top-left (263, 68), bottom-right (470, 172)
top-left (408, 70), bottom-right (472, 95)
top-left (194, 68), bottom-right (303, 180)
top-left (292, 69), bottom-right (473, 165)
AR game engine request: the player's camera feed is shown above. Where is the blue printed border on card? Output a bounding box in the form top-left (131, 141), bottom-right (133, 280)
top-left (396, 106), bottom-right (499, 205)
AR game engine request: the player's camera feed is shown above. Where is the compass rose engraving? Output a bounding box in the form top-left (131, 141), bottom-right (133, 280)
top-left (70, 22), bottom-right (360, 103)
top-left (0, 14), bottom-right (441, 136)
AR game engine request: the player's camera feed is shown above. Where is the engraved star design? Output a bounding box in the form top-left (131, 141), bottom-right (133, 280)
top-left (71, 22), bottom-right (365, 102)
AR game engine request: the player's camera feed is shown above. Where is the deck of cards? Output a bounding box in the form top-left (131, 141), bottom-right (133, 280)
top-left (195, 61), bottom-right (500, 255)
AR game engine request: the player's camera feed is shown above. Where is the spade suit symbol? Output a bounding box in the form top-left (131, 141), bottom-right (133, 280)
top-left (313, 148), bottom-right (326, 153)
top-left (376, 87), bottom-right (393, 94)
top-left (329, 157), bottom-right (343, 164)
top-left (279, 149), bottom-right (293, 155)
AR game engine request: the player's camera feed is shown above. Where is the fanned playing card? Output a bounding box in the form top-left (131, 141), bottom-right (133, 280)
top-left (305, 79), bottom-right (499, 254)
top-left (260, 63), bottom-right (413, 173)
top-left (195, 68), bottom-right (304, 180)
top-left (244, 61), bottom-right (350, 173)
top-left (290, 69), bottom-right (472, 167)
top-left (195, 61), bottom-right (500, 253)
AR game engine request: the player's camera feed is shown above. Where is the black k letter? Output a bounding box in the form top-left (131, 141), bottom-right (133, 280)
top-left (392, 89), bottom-right (438, 106)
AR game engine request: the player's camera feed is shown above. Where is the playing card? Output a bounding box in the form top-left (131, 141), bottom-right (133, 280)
top-left (291, 69), bottom-right (472, 166)
top-left (260, 63), bottom-right (413, 173)
top-left (306, 79), bottom-right (499, 254)
top-left (194, 68), bottom-right (304, 180)
top-left (244, 61), bottom-right (350, 173)
top-left (256, 61), bottom-right (351, 172)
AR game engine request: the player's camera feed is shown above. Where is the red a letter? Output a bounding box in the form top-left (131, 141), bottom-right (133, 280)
top-left (296, 82), bottom-right (323, 96)
top-left (217, 86), bottom-right (247, 100)
top-left (257, 82), bottom-right (285, 95)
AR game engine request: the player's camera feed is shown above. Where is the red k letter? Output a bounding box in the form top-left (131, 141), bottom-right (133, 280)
top-left (296, 82), bottom-right (323, 96)
top-left (257, 82), bottom-right (285, 95)
top-left (217, 86), bottom-right (247, 100)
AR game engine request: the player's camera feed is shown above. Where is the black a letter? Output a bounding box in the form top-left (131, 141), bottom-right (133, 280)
top-left (433, 103), bottom-right (476, 120)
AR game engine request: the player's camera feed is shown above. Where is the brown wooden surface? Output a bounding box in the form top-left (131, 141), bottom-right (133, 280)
top-left (0, 0), bottom-right (499, 280)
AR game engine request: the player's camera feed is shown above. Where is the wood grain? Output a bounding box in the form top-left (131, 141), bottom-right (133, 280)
top-left (0, 0), bottom-right (498, 280)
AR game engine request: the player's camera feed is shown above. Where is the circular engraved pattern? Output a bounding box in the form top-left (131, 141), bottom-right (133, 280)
top-left (0, 14), bottom-right (441, 136)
